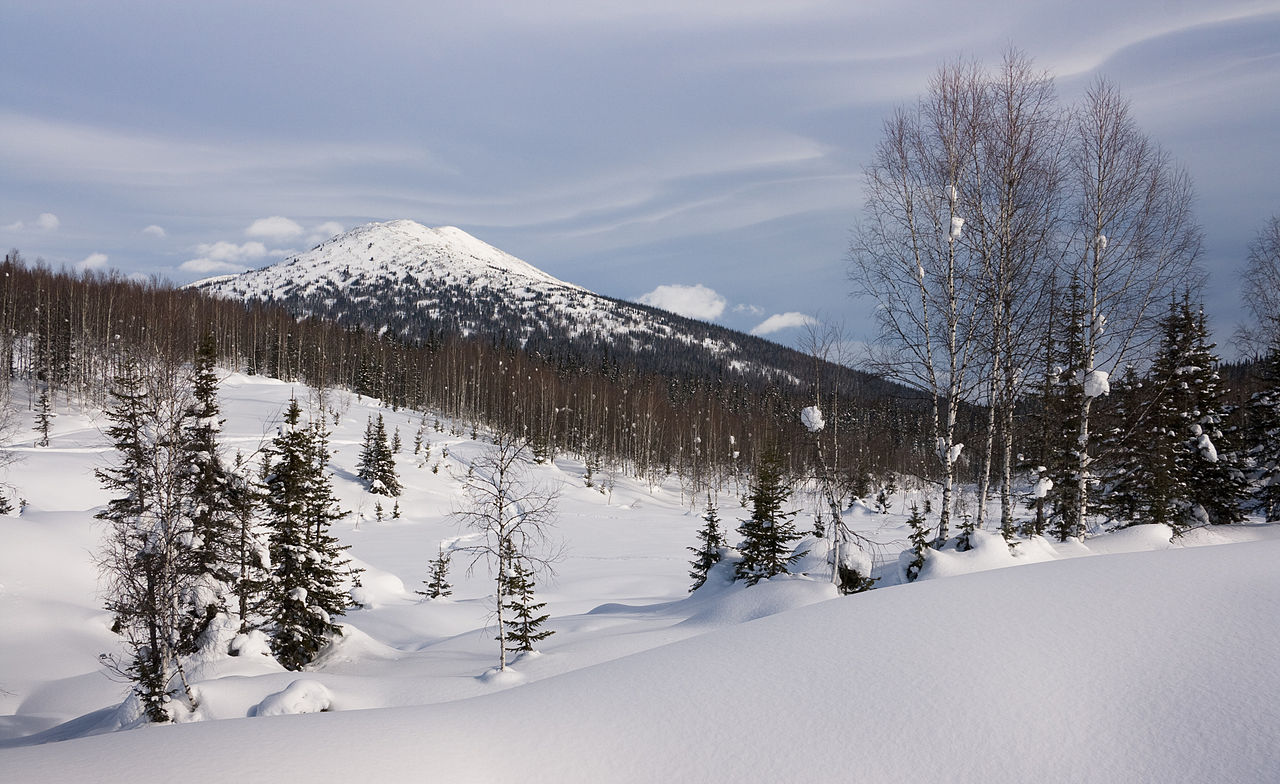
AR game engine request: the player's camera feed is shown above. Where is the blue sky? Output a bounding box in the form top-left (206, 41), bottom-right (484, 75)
top-left (3, 1), bottom-right (1279, 351)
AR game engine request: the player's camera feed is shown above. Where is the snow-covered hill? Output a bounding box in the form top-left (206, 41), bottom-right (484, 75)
top-left (190, 220), bottom-right (818, 388)
top-left (2, 376), bottom-right (1279, 781)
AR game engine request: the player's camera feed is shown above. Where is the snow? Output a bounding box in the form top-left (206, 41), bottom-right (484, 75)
top-left (1198, 432), bottom-right (1219, 463)
top-left (1084, 369), bottom-right (1110, 398)
top-left (2, 375), bottom-right (1279, 782)
top-left (800, 405), bottom-right (825, 432)
top-left (1032, 475), bottom-right (1053, 498)
top-left (949, 215), bottom-right (965, 240)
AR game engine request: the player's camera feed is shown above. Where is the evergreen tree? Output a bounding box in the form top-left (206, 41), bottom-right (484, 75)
top-left (1181, 306), bottom-right (1246, 525)
top-left (687, 495), bottom-right (726, 592)
top-left (735, 451), bottom-right (804, 585)
top-left (96, 357), bottom-right (199, 722)
top-left (357, 413), bottom-right (401, 496)
top-left (33, 385), bottom-right (53, 447)
top-left (1044, 278), bottom-right (1088, 541)
top-left (262, 398), bottom-right (352, 671)
top-left (1245, 348), bottom-right (1280, 520)
top-left (417, 547), bottom-right (452, 599)
top-left (904, 503), bottom-right (930, 582)
top-left (175, 334), bottom-right (239, 653)
top-left (499, 539), bottom-right (552, 656)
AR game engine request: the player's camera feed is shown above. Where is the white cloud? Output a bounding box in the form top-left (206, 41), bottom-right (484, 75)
top-left (194, 240), bottom-right (269, 263)
top-left (142, 224), bottom-right (166, 238)
top-left (246, 216), bottom-right (304, 242)
top-left (181, 239), bottom-right (283, 276)
top-left (76, 252), bottom-right (108, 271)
top-left (35, 212), bottom-right (59, 231)
top-left (179, 258), bottom-right (249, 275)
top-left (2, 221), bottom-right (22, 231)
top-left (751, 311), bottom-right (817, 335)
top-left (637, 283), bottom-right (727, 321)
top-left (733, 303), bottom-right (764, 315)
top-left (307, 221), bottom-right (345, 245)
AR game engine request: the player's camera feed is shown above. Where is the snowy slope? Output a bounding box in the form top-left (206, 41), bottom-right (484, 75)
top-left (190, 220), bottom-right (811, 386)
top-left (2, 376), bottom-right (1279, 781)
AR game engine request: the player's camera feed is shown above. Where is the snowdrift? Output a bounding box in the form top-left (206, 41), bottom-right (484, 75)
top-left (5, 539), bottom-right (1278, 783)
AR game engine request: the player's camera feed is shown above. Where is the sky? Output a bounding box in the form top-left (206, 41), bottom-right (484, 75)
top-left (3, 1), bottom-right (1279, 352)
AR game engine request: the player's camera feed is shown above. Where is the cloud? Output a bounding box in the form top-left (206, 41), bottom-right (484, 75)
top-left (142, 224), bottom-right (166, 238)
top-left (246, 216), bottom-right (304, 242)
top-left (307, 221), bottom-right (345, 245)
top-left (637, 283), bottom-right (727, 321)
top-left (181, 239), bottom-right (287, 276)
top-left (179, 258), bottom-right (249, 275)
top-left (751, 312), bottom-right (817, 335)
top-left (733, 303), bottom-right (764, 315)
top-left (2, 221), bottom-right (22, 231)
top-left (35, 212), bottom-right (59, 231)
top-left (76, 252), bottom-right (108, 271)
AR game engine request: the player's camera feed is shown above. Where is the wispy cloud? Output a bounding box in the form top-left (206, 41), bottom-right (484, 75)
top-left (76, 252), bottom-right (108, 271)
top-left (141, 224), bottom-right (166, 238)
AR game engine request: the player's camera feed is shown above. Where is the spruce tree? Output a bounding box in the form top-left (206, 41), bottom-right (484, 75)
top-left (175, 334), bottom-right (239, 653)
top-left (1245, 349), bottom-right (1280, 520)
top-left (33, 385), bottom-right (53, 447)
top-left (499, 540), bottom-right (552, 656)
top-left (357, 413), bottom-right (401, 496)
top-left (904, 503), bottom-right (930, 582)
top-left (262, 398), bottom-right (352, 670)
top-left (735, 451), bottom-right (804, 585)
top-left (1044, 278), bottom-right (1088, 540)
top-left (96, 357), bottom-right (199, 722)
top-left (688, 495), bottom-right (725, 591)
top-left (1181, 305), bottom-right (1246, 525)
top-left (417, 547), bottom-right (452, 599)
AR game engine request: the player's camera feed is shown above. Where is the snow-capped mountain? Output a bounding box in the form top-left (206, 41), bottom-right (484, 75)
top-left (192, 220), bottom-right (859, 392)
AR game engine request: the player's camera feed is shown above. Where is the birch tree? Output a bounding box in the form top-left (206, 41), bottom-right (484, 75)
top-left (851, 60), bottom-right (987, 544)
top-left (1064, 78), bottom-right (1202, 533)
top-left (455, 431), bottom-right (560, 672)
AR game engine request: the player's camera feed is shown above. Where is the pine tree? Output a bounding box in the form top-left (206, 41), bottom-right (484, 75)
top-left (688, 495), bottom-right (726, 591)
top-left (262, 398), bottom-right (353, 671)
top-left (1181, 305), bottom-right (1246, 525)
top-left (499, 539), bottom-right (552, 656)
top-left (417, 547), bottom-right (452, 599)
top-left (735, 451), bottom-right (804, 585)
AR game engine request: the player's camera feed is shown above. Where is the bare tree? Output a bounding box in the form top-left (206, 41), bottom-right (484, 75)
top-left (851, 59), bottom-right (988, 543)
top-left (963, 48), bottom-right (1068, 535)
top-left (454, 431), bottom-right (560, 672)
top-left (1239, 215), bottom-right (1280, 353)
top-left (1063, 78), bottom-right (1203, 533)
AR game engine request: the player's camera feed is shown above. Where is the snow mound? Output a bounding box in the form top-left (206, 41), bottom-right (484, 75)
top-left (253, 680), bottom-right (333, 717)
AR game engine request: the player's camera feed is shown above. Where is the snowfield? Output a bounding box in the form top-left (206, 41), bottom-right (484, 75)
top-left (2, 375), bottom-right (1278, 782)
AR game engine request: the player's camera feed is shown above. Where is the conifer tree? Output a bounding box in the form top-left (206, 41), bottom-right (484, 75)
top-left (262, 398), bottom-right (352, 670)
top-left (33, 385), bottom-right (53, 447)
top-left (175, 334), bottom-right (239, 653)
top-left (96, 357), bottom-right (199, 722)
top-left (499, 539), bottom-right (552, 656)
top-left (904, 503), bottom-right (930, 582)
top-left (735, 451), bottom-right (804, 585)
top-left (357, 413), bottom-right (401, 496)
top-left (688, 495), bottom-right (725, 591)
top-left (1044, 279), bottom-right (1088, 540)
top-left (417, 547), bottom-right (452, 599)
top-left (1245, 349), bottom-right (1280, 520)
top-left (1180, 305), bottom-right (1246, 525)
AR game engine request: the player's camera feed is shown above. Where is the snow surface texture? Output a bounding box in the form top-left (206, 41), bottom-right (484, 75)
top-left (2, 376), bottom-right (1279, 782)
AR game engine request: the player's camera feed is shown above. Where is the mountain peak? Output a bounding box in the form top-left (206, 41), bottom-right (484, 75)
top-left (194, 219), bottom-right (584, 300)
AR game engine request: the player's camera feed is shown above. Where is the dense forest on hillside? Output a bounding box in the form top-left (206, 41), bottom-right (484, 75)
top-left (3, 251), bottom-right (958, 502)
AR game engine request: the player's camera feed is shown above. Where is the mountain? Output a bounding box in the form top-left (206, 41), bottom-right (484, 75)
top-left (192, 220), bottom-right (893, 396)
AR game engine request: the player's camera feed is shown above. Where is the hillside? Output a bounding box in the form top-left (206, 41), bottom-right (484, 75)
top-left (2, 375), bottom-right (1278, 782)
top-left (191, 220), bottom-right (899, 397)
